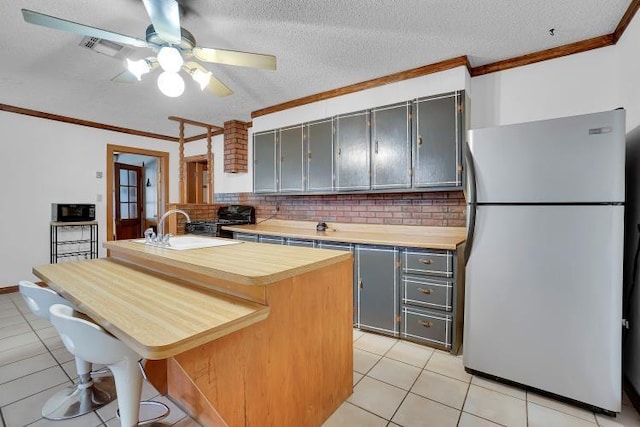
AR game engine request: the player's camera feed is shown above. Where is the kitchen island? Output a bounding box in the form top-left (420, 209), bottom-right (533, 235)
top-left (34, 237), bottom-right (353, 427)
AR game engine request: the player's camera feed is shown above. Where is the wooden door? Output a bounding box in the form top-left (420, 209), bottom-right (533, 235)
top-left (115, 163), bottom-right (143, 240)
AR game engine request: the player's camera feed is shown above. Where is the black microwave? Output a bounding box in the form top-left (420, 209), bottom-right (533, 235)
top-left (51, 204), bottom-right (96, 222)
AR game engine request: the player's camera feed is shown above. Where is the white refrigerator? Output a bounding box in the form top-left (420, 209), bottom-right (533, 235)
top-left (463, 109), bottom-right (626, 413)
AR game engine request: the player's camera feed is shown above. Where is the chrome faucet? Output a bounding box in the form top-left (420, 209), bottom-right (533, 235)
top-left (155, 209), bottom-right (191, 244)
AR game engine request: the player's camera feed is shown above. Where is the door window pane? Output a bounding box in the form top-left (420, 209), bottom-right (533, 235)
top-left (129, 187), bottom-right (137, 202)
top-left (129, 170), bottom-right (137, 186)
top-left (129, 203), bottom-right (138, 219)
top-left (120, 187), bottom-right (129, 202)
top-left (120, 169), bottom-right (128, 185)
top-left (120, 203), bottom-right (129, 219)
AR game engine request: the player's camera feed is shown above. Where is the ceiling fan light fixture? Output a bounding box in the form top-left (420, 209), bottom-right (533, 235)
top-left (157, 71), bottom-right (185, 97)
top-left (192, 69), bottom-right (212, 90)
top-left (157, 46), bottom-right (183, 72)
top-left (126, 58), bottom-right (151, 81)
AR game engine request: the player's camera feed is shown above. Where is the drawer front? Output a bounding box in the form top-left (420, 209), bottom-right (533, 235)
top-left (287, 238), bottom-right (315, 247)
top-left (260, 235), bottom-right (285, 245)
top-left (402, 307), bottom-right (452, 349)
top-left (234, 232), bottom-right (258, 242)
top-left (403, 250), bottom-right (453, 277)
top-left (402, 276), bottom-right (453, 311)
top-left (318, 241), bottom-right (353, 252)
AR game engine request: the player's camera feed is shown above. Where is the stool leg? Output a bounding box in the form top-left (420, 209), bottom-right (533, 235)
top-left (41, 356), bottom-right (116, 420)
top-left (110, 358), bottom-right (143, 427)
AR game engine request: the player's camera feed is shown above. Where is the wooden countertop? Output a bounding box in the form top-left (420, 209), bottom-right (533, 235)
top-left (223, 220), bottom-right (466, 250)
top-left (104, 237), bottom-right (352, 286)
top-left (33, 258), bottom-right (270, 359)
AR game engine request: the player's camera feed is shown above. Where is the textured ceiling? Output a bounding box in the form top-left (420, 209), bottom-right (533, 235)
top-left (0, 1), bottom-right (632, 137)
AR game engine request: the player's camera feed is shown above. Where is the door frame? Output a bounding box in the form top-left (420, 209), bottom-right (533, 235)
top-left (106, 144), bottom-right (170, 242)
top-left (185, 154), bottom-right (214, 203)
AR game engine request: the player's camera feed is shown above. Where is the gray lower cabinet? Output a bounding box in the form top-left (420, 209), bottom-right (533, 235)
top-left (253, 131), bottom-right (278, 193)
top-left (305, 119), bottom-right (334, 192)
top-left (413, 91), bottom-right (464, 188)
top-left (260, 235), bottom-right (285, 244)
top-left (287, 238), bottom-right (315, 247)
top-left (279, 125), bottom-right (304, 192)
top-left (372, 102), bottom-right (411, 189)
top-left (356, 245), bottom-right (399, 336)
top-left (233, 232), bottom-right (259, 242)
top-left (335, 111), bottom-right (370, 191)
top-left (400, 249), bottom-right (461, 352)
top-left (232, 231), bottom-right (463, 352)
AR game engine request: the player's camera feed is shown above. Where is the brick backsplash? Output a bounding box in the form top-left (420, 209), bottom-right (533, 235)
top-left (214, 191), bottom-right (467, 227)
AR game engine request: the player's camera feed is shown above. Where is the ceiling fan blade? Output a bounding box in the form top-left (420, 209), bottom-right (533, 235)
top-left (22, 9), bottom-right (149, 48)
top-left (111, 70), bottom-right (139, 83)
top-left (193, 47), bottom-right (277, 70)
top-left (184, 62), bottom-right (233, 97)
top-left (142, 0), bottom-right (182, 44)
top-left (208, 75), bottom-right (234, 97)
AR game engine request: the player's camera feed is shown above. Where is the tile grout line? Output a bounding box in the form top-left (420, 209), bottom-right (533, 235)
top-left (384, 340), bottom-right (437, 424)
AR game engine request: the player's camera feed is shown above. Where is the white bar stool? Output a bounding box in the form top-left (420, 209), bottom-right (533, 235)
top-left (49, 303), bottom-right (169, 426)
top-left (18, 280), bottom-right (116, 420)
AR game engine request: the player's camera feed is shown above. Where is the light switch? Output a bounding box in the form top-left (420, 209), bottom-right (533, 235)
top-left (96, 171), bottom-right (103, 178)
top-left (96, 194), bottom-right (103, 202)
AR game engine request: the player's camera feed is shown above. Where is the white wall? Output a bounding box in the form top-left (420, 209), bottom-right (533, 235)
top-left (469, 46), bottom-right (620, 129)
top-left (0, 112), bottom-right (180, 287)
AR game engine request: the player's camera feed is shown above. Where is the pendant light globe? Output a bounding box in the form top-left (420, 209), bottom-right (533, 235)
top-left (157, 71), bottom-right (185, 97)
top-left (157, 46), bottom-right (183, 72)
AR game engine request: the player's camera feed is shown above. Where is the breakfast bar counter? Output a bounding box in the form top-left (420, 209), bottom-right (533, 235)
top-left (33, 237), bottom-right (354, 427)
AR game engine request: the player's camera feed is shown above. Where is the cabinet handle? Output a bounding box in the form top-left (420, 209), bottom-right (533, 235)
top-left (418, 258), bottom-right (433, 265)
top-left (419, 320), bottom-right (433, 328)
top-left (359, 279), bottom-right (363, 289)
top-left (418, 136), bottom-right (423, 146)
top-left (417, 288), bottom-right (432, 295)
top-left (375, 140), bottom-right (379, 154)
top-left (338, 147), bottom-right (342, 156)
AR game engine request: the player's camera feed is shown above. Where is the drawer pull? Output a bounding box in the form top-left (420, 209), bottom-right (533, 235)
top-left (419, 320), bottom-right (434, 328)
top-left (418, 288), bottom-right (432, 295)
top-left (418, 258), bottom-right (433, 265)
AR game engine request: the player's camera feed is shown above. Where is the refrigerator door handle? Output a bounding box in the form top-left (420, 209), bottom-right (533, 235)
top-left (464, 144), bottom-right (477, 266)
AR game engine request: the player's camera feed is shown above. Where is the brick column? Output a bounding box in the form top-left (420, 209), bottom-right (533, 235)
top-left (223, 120), bottom-right (249, 173)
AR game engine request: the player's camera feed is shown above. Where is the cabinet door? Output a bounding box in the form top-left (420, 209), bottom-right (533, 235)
top-left (372, 103), bottom-right (411, 189)
top-left (279, 125), bottom-right (304, 192)
top-left (413, 92), bottom-right (462, 188)
top-left (306, 119), bottom-right (334, 192)
top-left (335, 111), bottom-right (370, 191)
top-left (357, 245), bottom-right (399, 335)
top-left (253, 131), bottom-right (278, 193)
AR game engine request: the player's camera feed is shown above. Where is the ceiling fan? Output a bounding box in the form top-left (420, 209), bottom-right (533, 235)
top-left (21, 0), bottom-right (277, 98)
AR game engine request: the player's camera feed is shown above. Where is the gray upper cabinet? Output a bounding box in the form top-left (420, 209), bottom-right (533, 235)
top-left (335, 111), bottom-right (370, 191)
top-left (372, 102), bottom-right (411, 189)
top-left (253, 131), bottom-right (278, 193)
top-left (305, 119), bottom-right (334, 192)
top-left (413, 92), bottom-right (463, 188)
top-left (252, 89), bottom-right (465, 195)
top-left (279, 125), bottom-right (304, 192)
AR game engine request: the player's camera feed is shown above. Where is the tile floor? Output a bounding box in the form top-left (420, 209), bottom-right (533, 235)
top-left (2, 290), bottom-right (640, 427)
top-left (322, 329), bottom-right (640, 427)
